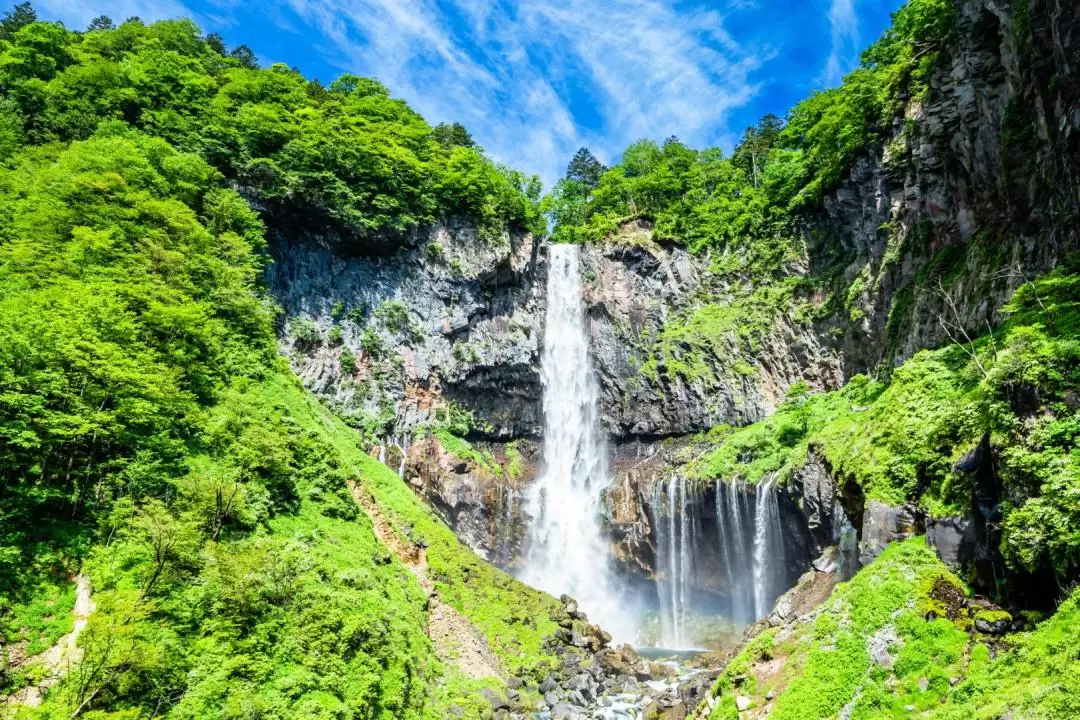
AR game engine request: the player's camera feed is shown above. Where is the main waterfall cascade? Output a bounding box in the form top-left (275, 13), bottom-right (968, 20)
top-left (521, 243), bottom-right (796, 648)
top-left (519, 244), bottom-right (634, 641)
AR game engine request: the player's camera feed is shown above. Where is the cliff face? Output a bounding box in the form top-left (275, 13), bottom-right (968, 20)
top-left (581, 236), bottom-right (845, 437)
top-left (267, 221), bottom-right (547, 439)
top-left (581, 0), bottom-right (1080, 440)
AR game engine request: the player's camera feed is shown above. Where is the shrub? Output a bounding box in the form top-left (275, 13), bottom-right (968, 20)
top-left (339, 347), bottom-right (356, 375)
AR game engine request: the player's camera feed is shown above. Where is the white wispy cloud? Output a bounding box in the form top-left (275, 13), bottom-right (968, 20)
top-left (277, 0), bottom-right (767, 188)
top-left (820, 0), bottom-right (861, 87)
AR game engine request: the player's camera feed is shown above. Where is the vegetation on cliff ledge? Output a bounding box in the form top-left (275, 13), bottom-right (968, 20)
top-left (687, 268), bottom-right (1080, 589)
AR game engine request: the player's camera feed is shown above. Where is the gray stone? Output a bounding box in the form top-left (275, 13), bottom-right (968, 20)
top-left (480, 688), bottom-right (508, 711)
top-left (550, 703), bottom-right (575, 720)
top-left (860, 501), bottom-right (922, 565)
top-left (927, 516), bottom-right (974, 569)
top-left (567, 673), bottom-right (595, 702)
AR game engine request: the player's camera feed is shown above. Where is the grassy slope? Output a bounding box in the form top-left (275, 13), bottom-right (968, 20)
top-left (275, 377), bottom-right (563, 680)
top-left (704, 538), bottom-right (1080, 720)
top-left (7, 371), bottom-right (559, 720)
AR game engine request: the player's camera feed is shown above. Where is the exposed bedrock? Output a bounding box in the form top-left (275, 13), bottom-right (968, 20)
top-left (266, 220), bottom-right (548, 440)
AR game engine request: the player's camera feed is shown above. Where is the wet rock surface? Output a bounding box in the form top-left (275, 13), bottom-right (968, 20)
top-left (403, 433), bottom-right (537, 567)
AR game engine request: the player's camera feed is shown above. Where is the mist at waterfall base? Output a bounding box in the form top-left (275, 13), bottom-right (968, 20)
top-left (519, 244), bottom-right (796, 650)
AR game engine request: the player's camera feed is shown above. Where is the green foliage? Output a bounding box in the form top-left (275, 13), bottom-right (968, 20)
top-left (689, 269), bottom-right (1080, 583)
top-left (360, 327), bottom-right (383, 358)
top-left (339, 347), bottom-right (357, 375)
top-left (708, 539), bottom-right (977, 720)
top-left (429, 427), bottom-right (501, 478)
top-left (330, 299), bottom-right (346, 321)
top-left (504, 442), bottom-right (525, 481)
top-left (565, 147), bottom-right (606, 191)
top-left (707, 540), bottom-right (1080, 719)
top-left (376, 300), bottom-right (414, 336)
top-left (431, 121), bottom-right (474, 150)
top-left (290, 318), bottom-right (320, 347)
top-left (935, 587), bottom-right (1080, 720)
top-left (0, 29), bottom-right (560, 712)
top-left (280, 387), bottom-right (562, 680)
top-left (0, 16), bottom-right (543, 246)
top-left (549, 0), bottom-right (956, 255)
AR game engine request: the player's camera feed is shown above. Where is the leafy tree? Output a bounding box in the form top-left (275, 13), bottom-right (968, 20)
top-left (0, 1), bottom-right (34, 41)
top-left (565, 146), bottom-right (606, 190)
top-left (733, 113), bottom-right (783, 187)
top-left (432, 121), bottom-right (474, 149)
top-left (87, 14), bottom-right (113, 31)
top-left (229, 43), bottom-right (258, 69)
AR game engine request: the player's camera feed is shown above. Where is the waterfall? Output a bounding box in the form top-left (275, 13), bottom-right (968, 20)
top-left (396, 433), bottom-right (409, 479)
top-left (520, 244), bottom-right (631, 640)
top-left (653, 474), bottom-right (697, 648)
top-left (716, 479), bottom-right (755, 625)
top-left (494, 485), bottom-right (521, 568)
top-left (752, 476), bottom-right (786, 619)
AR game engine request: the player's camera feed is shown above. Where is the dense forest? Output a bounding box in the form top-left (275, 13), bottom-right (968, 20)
top-left (0, 5), bottom-right (557, 718)
top-left (0, 0), bottom-right (1078, 719)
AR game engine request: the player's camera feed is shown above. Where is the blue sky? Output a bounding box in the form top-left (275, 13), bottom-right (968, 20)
top-left (35, 0), bottom-right (905, 188)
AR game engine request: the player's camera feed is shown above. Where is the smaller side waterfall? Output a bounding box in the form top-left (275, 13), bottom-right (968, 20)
top-left (715, 479), bottom-right (756, 625)
top-left (653, 475), bottom-right (698, 648)
top-left (752, 476), bottom-right (787, 619)
top-left (396, 433), bottom-right (409, 479)
top-left (492, 485), bottom-right (522, 568)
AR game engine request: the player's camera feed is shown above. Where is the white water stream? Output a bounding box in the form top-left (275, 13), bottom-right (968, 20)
top-left (520, 244), bottom-right (633, 641)
top-left (519, 243), bottom-right (792, 649)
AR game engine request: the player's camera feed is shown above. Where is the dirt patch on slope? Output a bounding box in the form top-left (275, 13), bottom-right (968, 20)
top-left (3, 574), bottom-right (95, 709)
top-left (348, 481), bottom-right (503, 681)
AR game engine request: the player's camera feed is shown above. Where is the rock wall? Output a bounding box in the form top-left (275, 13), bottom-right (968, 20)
top-left (403, 434), bottom-right (539, 568)
top-left (267, 220), bottom-right (547, 439)
top-left (581, 237), bottom-right (844, 437)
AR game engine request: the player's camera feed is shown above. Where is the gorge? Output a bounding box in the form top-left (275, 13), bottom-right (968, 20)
top-left (1, 0), bottom-right (1079, 719)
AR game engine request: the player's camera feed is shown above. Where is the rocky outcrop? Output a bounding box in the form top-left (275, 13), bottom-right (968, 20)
top-left (267, 220), bottom-right (547, 439)
top-left (581, 233), bottom-right (845, 438)
top-left (403, 433), bottom-right (538, 568)
top-left (817, 0), bottom-right (1080, 372)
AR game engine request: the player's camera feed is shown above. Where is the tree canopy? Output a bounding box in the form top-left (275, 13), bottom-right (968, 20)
top-left (0, 13), bottom-right (544, 246)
